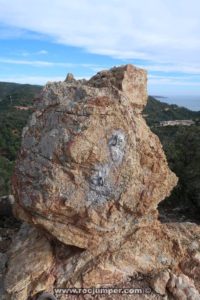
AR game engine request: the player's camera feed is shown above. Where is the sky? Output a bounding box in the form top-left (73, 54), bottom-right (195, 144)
top-left (0, 0), bottom-right (200, 104)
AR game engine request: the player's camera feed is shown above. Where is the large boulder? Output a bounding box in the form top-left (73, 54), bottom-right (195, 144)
top-left (3, 64), bottom-right (200, 299)
top-left (12, 64), bottom-right (177, 250)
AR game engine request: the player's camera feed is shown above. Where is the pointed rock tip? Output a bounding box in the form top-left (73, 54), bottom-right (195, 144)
top-left (89, 64), bottom-right (148, 109)
top-left (65, 73), bottom-right (76, 82)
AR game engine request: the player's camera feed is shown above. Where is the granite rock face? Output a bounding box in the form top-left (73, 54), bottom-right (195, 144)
top-left (3, 224), bottom-right (54, 300)
top-left (2, 65), bottom-right (200, 299)
top-left (12, 64), bottom-right (177, 250)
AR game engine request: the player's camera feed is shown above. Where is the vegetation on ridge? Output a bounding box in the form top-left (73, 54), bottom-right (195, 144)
top-left (0, 83), bottom-right (42, 195)
top-left (144, 95), bottom-right (200, 125)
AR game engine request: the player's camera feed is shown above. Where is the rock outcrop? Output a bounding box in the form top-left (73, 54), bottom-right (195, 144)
top-left (2, 65), bottom-right (200, 300)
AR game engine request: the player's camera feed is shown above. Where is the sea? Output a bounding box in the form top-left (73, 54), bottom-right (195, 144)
top-left (153, 95), bottom-right (200, 111)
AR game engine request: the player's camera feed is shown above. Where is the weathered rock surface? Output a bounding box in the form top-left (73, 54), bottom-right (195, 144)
top-left (150, 270), bottom-right (170, 295)
top-left (3, 223), bottom-right (54, 300)
top-left (12, 64), bottom-right (177, 250)
top-left (2, 64), bottom-right (200, 299)
top-left (167, 273), bottom-right (200, 300)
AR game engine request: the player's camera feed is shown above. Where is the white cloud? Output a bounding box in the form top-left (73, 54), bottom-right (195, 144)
top-left (139, 64), bottom-right (200, 75)
top-left (0, 23), bottom-right (46, 40)
top-left (0, 57), bottom-right (104, 71)
top-left (0, 74), bottom-right (89, 85)
top-left (0, 76), bottom-right (61, 85)
top-left (20, 50), bottom-right (48, 56)
top-left (1, 0), bottom-right (200, 97)
top-left (0, 25), bottom-right (25, 39)
top-left (0, 0), bottom-right (199, 69)
top-left (37, 50), bottom-right (48, 55)
top-left (148, 75), bottom-right (200, 86)
top-left (148, 74), bottom-right (200, 96)
top-left (0, 75), bottom-right (63, 85)
top-left (0, 57), bottom-right (72, 67)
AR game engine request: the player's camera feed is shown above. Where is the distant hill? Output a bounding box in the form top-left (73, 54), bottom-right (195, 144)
top-left (0, 82), bottom-right (42, 195)
top-left (144, 97), bottom-right (200, 218)
top-left (0, 82), bottom-right (42, 109)
top-left (144, 96), bottom-right (200, 125)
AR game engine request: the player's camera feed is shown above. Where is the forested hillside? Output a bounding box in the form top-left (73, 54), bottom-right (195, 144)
top-left (144, 96), bottom-right (200, 125)
top-left (145, 97), bottom-right (200, 217)
top-left (0, 83), bottom-right (42, 195)
top-left (153, 126), bottom-right (200, 215)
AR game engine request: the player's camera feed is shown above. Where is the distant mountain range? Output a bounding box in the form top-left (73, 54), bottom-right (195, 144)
top-left (0, 82), bottom-right (41, 105)
top-left (144, 96), bottom-right (200, 125)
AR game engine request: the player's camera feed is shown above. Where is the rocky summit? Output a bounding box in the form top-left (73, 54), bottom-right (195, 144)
top-left (1, 65), bottom-right (200, 300)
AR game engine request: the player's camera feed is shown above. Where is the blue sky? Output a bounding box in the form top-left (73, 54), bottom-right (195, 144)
top-left (0, 0), bottom-right (200, 99)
